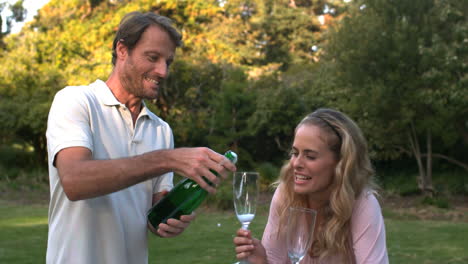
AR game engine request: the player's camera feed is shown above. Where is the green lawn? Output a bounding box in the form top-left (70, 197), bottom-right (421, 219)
top-left (1, 201), bottom-right (467, 264)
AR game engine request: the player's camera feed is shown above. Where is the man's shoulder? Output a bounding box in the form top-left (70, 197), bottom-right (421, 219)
top-left (147, 110), bottom-right (171, 130)
top-left (141, 101), bottom-right (171, 129)
top-left (54, 80), bottom-right (107, 103)
top-left (56, 80), bottom-right (101, 97)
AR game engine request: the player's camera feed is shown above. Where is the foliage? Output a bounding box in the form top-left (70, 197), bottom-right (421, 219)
top-left (323, 0), bottom-right (467, 158)
top-left (380, 164), bottom-right (468, 197)
top-left (255, 161), bottom-right (281, 191)
top-left (421, 196), bottom-right (450, 209)
top-left (318, 0), bottom-right (468, 191)
top-left (0, 0), bottom-right (465, 193)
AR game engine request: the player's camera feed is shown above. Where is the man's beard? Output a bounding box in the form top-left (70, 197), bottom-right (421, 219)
top-left (119, 60), bottom-right (149, 99)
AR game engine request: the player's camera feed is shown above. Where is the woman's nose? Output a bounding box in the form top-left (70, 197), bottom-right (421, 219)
top-left (291, 155), bottom-right (303, 169)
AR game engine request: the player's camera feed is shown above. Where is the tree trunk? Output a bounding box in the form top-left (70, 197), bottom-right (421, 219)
top-left (408, 123), bottom-right (425, 192)
top-left (424, 130), bottom-right (434, 196)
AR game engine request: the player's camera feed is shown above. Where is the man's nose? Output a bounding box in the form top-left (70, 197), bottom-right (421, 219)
top-left (153, 61), bottom-right (169, 78)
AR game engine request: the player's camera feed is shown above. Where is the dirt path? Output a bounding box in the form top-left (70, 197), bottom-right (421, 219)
top-left (382, 194), bottom-right (468, 222)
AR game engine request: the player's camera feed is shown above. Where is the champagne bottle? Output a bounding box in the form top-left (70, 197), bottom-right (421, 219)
top-left (147, 150), bottom-right (238, 228)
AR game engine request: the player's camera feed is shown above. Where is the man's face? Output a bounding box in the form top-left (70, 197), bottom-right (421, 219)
top-left (119, 25), bottom-right (176, 100)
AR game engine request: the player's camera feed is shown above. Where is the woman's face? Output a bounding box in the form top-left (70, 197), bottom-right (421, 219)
top-left (289, 124), bottom-right (338, 200)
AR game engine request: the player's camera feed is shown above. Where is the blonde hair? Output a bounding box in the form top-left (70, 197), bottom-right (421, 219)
top-left (274, 108), bottom-right (377, 262)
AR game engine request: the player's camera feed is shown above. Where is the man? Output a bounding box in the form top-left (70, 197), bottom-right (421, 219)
top-left (46, 12), bottom-right (236, 264)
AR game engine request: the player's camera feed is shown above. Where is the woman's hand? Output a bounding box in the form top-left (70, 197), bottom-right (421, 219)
top-left (233, 228), bottom-right (268, 264)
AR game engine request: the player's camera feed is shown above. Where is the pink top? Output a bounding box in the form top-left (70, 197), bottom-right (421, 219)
top-left (261, 188), bottom-right (389, 264)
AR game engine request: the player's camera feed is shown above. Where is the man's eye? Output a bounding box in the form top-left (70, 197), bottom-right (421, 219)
top-left (148, 56), bottom-right (158, 62)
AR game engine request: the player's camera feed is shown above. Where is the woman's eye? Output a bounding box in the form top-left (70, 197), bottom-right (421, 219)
top-left (289, 151), bottom-right (298, 158)
top-left (306, 156), bottom-right (316, 160)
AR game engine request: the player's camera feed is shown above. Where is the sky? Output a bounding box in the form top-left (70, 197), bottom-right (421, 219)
top-left (2, 0), bottom-right (50, 33)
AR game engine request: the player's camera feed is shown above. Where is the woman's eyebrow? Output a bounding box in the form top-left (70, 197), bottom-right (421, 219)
top-left (303, 149), bottom-right (319, 155)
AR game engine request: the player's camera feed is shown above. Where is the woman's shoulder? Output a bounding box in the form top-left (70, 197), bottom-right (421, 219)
top-left (357, 188), bottom-right (381, 205)
top-left (270, 184), bottom-right (284, 205)
top-left (352, 189), bottom-right (384, 220)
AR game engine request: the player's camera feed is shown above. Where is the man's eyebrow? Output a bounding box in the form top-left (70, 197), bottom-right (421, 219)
top-left (144, 51), bottom-right (161, 56)
top-left (144, 51), bottom-right (174, 61)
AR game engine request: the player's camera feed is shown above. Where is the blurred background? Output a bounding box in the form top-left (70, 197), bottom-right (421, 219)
top-left (0, 0), bottom-right (466, 201)
top-left (0, 0), bottom-right (466, 262)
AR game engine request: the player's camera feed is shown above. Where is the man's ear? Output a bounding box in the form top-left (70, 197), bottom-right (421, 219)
top-left (116, 41), bottom-right (128, 62)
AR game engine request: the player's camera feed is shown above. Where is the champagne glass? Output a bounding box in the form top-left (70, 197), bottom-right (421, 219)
top-left (286, 207), bottom-right (317, 264)
top-left (233, 171), bottom-right (259, 264)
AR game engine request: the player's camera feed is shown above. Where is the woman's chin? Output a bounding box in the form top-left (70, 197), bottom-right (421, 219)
top-left (293, 185), bottom-right (311, 195)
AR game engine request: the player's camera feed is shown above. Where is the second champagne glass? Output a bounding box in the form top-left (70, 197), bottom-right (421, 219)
top-left (286, 207), bottom-right (317, 264)
top-left (233, 171), bottom-right (259, 264)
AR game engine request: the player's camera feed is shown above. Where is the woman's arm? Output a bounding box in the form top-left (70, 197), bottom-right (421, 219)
top-left (261, 186), bottom-right (289, 264)
top-left (351, 192), bottom-right (389, 264)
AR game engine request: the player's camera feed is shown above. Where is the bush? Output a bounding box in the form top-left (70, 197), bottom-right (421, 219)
top-left (0, 144), bottom-right (37, 174)
top-left (421, 196), bottom-right (450, 209)
top-left (205, 183), bottom-right (234, 211)
top-left (255, 162), bottom-right (280, 192)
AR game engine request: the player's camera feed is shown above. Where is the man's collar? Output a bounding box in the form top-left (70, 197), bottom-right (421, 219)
top-left (93, 79), bottom-right (159, 122)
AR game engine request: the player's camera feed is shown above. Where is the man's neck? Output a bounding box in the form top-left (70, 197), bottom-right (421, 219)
top-left (106, 74), bottom-right (143, 124)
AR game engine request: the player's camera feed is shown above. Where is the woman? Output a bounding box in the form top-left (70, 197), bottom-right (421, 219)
top-left (234, 108), bottom-right (389, 263)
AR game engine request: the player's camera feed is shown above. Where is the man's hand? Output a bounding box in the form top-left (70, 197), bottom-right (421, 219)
top-left (166, 147), bottom-right (237, 194)
top-left (148, 213), bottom-right (196, 238)
top-left (148, 190), bottom-right (196, 237)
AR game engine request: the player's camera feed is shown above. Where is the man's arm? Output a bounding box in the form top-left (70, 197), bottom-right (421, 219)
top-left (55, 146), bottom-right (236, 201)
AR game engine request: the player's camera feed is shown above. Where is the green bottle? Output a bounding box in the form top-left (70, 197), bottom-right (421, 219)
top-left (147, 150), bottom-right (238, 228)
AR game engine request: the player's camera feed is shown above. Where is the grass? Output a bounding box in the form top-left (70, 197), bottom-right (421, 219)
top-left (1, 200), bottom-right (467, 264)
top-left (0, 202), bottom-right (49, 264)
top-left (385, 219), bottom-right (468, 263)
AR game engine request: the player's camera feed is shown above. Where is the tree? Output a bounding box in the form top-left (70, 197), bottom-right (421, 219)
top-left (321, 0), bottom-right (468, 195)
top-left (0, 0), bottom-right (353, 169)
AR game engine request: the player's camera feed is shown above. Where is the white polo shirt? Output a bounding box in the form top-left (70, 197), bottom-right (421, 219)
top-left (46, 80), bottom-right (173, 264)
